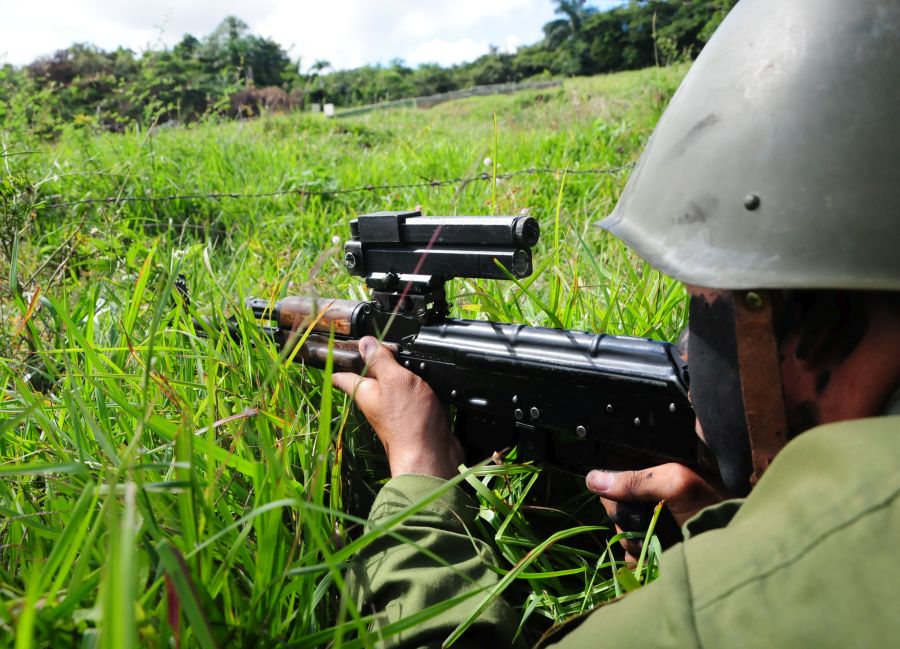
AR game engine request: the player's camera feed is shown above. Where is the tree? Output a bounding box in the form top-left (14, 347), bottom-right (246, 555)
top-left (411, 64), bottom-right (456, 96)
top-left (541, 0), bottom-right (598, 75)
top-left (544, 0), bottom-right (597, 46)
top-left (0, 1), bottom-right (743, 136)
top-left (173, 34), bottom-right (201, 58)
top-left (200, 16), bottom-right (290, 87)
top-left (467, 50), bottom-right (517, 86)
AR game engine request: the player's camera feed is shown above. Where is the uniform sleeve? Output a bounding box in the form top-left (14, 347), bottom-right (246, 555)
top-left (354, 474), bottom-right (519, 649)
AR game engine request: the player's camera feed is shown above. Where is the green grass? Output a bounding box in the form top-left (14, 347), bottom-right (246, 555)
top-left (1, 64), bottom-right (688, 647)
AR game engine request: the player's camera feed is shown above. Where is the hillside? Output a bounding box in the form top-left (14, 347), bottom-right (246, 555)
top-left (0, 65), bottom-right (690, 646)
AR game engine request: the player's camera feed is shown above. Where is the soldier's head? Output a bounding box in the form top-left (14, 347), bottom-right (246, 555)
top-left (600, 0), bottom-right (900, 495)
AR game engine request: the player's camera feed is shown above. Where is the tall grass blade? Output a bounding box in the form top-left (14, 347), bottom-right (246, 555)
top-left (157, 540), bottom-right (218, 649)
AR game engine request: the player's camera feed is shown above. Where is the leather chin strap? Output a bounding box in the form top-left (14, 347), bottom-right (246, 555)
top-left (733, 290), bottom-right (789, 485)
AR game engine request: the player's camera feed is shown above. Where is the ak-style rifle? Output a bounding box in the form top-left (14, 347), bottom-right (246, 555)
top-left (204, 210), bottom-right (704, 474)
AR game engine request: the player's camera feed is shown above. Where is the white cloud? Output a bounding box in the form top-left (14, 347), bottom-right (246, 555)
top-left (404, 38), bottom-right (491, 68)
top-left (258, 0), bottom-right (559, 69)
top-left (77, 0), bottom-right (278, 34)
top-left (0, 0), bottom-right (619, 69)
top-left (0, 0), bottom-right (622, 68)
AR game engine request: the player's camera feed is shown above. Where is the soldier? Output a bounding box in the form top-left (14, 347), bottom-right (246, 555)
top-left (331, 0), bottom-right (900, 645)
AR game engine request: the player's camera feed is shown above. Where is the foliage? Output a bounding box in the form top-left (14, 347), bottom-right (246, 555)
top-left (0, 2), bottom-right (736, 137)
top-left (0, 17), bottom-right (284, 137)
top-left (0, 65), bottom-right (689, 646)
top-left (199, 17), bottom-right (291, 88)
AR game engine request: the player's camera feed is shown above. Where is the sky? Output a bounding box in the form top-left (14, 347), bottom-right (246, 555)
top-left (0, 0), bottom-right (621, 71)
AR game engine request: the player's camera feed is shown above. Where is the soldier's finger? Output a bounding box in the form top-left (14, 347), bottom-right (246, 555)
top-left (621, 537), bottom-right (644, 563)
top-left (601, 498), bottom-right (647, 560)
top-left (603, 498), bottom-right (656, 531)
top-left (331, 372), bottom-right (363, 396)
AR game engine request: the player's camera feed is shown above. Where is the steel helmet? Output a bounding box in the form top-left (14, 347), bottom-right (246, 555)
top-left (599, 0), bottom-right (900, 290)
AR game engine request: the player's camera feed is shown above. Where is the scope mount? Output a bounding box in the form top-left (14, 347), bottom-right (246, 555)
top-left (344, 210), bottom-right (540, 325)
top-left (365, 271), bottom-right (449, 325)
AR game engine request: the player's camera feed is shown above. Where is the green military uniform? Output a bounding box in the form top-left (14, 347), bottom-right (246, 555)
top-left (357, 413), bottom-right (900, 648)
top-left (354, 0), bottom-right (900, 644)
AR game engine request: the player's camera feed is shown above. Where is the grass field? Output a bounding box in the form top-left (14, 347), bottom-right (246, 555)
top-left (1, 64), bottom-right (689, 647)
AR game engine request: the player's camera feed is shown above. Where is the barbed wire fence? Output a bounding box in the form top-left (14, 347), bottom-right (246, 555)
top-left (7, 163), bottom-right (634, 291)
top-left (0, 149), bottom-right (41, 158)
top-left (39, 164), bottom-right (633, 209)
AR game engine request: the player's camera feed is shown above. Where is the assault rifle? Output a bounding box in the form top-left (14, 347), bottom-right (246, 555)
top-left (208, 210), bottom-right (706, 474)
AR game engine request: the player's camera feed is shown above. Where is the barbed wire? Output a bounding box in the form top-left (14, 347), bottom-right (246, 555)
top-left (40, 164), bottom-right (633, 209)
top-left (0, 149), bottom-right (41, 158)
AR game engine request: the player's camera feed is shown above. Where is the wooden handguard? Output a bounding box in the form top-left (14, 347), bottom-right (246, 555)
top-left (276, 297), bottom-right (360, 335)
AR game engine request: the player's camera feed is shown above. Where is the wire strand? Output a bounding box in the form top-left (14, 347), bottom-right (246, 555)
top-left (39, 164), bottom-right (633, 209)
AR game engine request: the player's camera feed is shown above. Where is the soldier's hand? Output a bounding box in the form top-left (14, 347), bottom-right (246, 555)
top-left (586, 464), bottom-right (725, 562)
top-left (332, 336), bottom-right (463, 479)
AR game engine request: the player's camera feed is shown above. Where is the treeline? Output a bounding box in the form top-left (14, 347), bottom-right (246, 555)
top-left (0, 1), bottom-right (736, 137)
top-left (311, 0), bottom-right (736, 106)
top-left (0, 17), bottom-right (298, 136)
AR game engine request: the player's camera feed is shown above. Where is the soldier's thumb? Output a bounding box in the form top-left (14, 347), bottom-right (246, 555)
top-left (586, 469), bottom-right (658, 503)
top-left (358, 336), bottom-right (397, 379)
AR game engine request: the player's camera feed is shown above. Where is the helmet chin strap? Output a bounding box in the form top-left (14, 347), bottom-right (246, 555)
top-left (733, 291), bottom-right (790, 485)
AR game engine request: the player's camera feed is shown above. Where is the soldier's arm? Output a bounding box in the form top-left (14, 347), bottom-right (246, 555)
top-left (335, 339), bottom-right (516, 646)
top-left (354, 474), bottom-right (519, 648)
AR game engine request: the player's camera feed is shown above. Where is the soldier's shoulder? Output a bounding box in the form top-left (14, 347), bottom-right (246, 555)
top-left (683, 416), bottom-right (900, 646)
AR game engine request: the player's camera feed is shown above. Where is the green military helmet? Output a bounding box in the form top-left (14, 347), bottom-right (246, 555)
top-left (599, 0), bottom-right (900, 290)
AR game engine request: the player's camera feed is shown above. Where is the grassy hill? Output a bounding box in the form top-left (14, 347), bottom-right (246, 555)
top-left (1, 64), bottom-right (689, 647)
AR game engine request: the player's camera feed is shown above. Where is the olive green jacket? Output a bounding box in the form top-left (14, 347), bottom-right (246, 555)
top-left (356, 415), bottom-right (900, 648)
